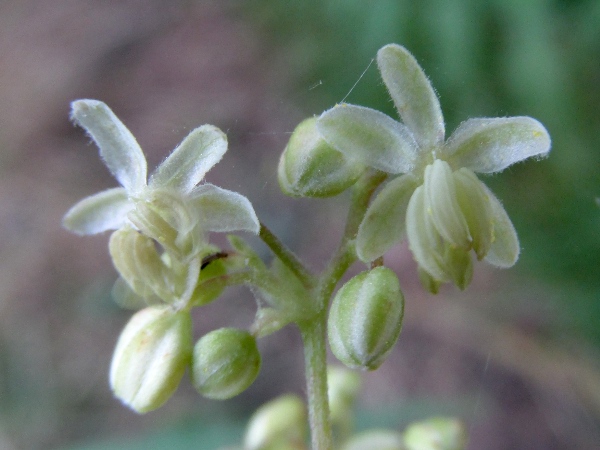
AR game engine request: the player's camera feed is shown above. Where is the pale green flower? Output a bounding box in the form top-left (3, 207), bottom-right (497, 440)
top-left (317, 44), bottom-right (551, 291)
top-left (63, 100), bottom-right (259, 260)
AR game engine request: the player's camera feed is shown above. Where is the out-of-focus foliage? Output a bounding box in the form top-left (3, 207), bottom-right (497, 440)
top-left (240, 0), bottom-right (600, 342)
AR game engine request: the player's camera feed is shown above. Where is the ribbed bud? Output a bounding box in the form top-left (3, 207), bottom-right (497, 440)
top-left (192, 328), bottom-right (261, 400)
top-left (278, 117), bottom-right (365, 197)
top-left (403, 417), bottom-right (467, 450)
top-left (244, 394), bottom-right (307, 450)
top-left (109, 306), bottom-right (193, 413)
top-left (328, 267), bottom-right (404, 370)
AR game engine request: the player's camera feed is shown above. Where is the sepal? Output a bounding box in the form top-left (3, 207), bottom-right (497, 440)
top-left (62, 187), bottom-right (132, 235)
top-left (356, 173), bottom-right (418, 262)
top-left (377, 43), bottom-right (445, 148)
top-left (71, 100), bottom-right (147, 193)
top-left (318, 104), bottom-right (418, 174)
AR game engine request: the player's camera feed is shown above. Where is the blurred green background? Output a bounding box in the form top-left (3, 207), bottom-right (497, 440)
top-left (0, 0), bottom-right (598, 449)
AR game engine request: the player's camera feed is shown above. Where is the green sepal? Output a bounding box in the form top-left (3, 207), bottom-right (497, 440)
top-left (377, 43), bottom-right (445, 148)
top-left (356, 173), bottom-right (418, 262)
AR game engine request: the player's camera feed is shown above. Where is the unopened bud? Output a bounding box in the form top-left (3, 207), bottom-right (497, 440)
top-left (328, 267), bottom-right (404, 370)
top-left (403, 417), bottom-right (467, 450)
top-left (244, 394), bottom-right (307, 450)
top-left (192, 328), bottom-right (261, 400)
top-left (342, 429), bottom-right (405, 450)
top-left (278, 117), bottom-right (365, 197)
top-left (109, 306), bottom-right (193, 413)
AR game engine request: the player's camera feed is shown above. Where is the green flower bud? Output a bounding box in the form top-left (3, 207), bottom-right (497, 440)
top-left (341, 429), bottom-right (405, 450)
top-left (244, 394), bottom-right (307, 450)
top-left (278, 117), bottom-right (365, 198)
top-left (192, 328), bottom-right (261, 400)
top-left (328, 267), bottom-right (404, 370)
top-left (328, 366), bottom-right (361, 427)
top-left (109, 306), bottom-right (193, 413)
top-left (403, 417), bottom-right (467, 450)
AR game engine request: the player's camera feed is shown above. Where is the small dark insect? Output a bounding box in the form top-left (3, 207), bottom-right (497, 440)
top-left (200, 252), bottom-right (228, 270)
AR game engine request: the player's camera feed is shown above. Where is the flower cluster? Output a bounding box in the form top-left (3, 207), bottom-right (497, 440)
top-left (64, 100), bottom-right (261, 412)
top-left (317, 44), bottom-right (551, 291)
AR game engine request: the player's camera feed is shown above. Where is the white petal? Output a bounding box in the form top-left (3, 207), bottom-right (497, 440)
top-left (481, 185), bottom-right (520, 267)
top-left (356, 174), bottom-right (418, 262)
top-left (377, 44), bottom-right (445, 147)
top-left (149, 125), bottom-right (227, 193)
top-left (189, 184), bottom-right (260, 234)
top-left (63, 187), bottom-right (132, 235)
top-left (424, 160), bottom-right (470, 249)
top-left (317, 104), bottom-right (418, 174)
top-left (71, 100), bottom-right (147, 193)
top-left (443, 117), bottom-right (551, 173)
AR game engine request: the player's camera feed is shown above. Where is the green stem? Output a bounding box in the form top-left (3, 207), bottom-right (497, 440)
top-left (299, 315), bottom-right (331, 450)
top-left (299, 170), bottom-right (387, 450)
top-left (259, 222), bottom-right (316, 288)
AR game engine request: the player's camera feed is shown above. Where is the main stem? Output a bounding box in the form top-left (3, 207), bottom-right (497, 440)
top-left (298, 170), bottom-right (387, 450)
top-left (299, 315), bottom-right (331, 450)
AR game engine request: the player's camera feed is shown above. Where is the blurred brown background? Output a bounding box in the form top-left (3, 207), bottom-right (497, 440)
top-left (0, 1), bottom-right (599, 449)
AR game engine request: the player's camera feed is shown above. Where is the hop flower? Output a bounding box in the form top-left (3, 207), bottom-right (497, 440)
top-left (317, 44), bottom-right (551, 291)
top-left (63, 100), bottom-right (259, 260)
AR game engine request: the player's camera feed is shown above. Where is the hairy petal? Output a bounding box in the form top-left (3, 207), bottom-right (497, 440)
top-left (317, 104), bottom-right (418, 174)
top-left (377, 44), bottom-right (445, 147)
top-left (63, 187), bottom-right (132, 235)
top-left (189, 184), bottom-right (260, 234)
top-left (481, 185), bottom-right (520, 267)
top-left (71, 100), bottom-right (147, 193)
top-left (356, 174), bottom-right (418, 262)
top-left (443, 117), bottom-right (551, 173)
top-left (149, 125), bottom-right (227, 193)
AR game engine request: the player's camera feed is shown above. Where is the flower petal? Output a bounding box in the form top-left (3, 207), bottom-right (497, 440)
top-left (149, 125), bottom-right (227, 193)
top-left (317, 104), bottom-right (418, 174)
top-left (71, 100), bottom-right (147, 193)
top-left (63, 187), bottom-right (132, 235)
top-left (481, 185), bottom-right (520, 267)
top-left (356, 173), bottom-right (418, 262)
top-left (189, 184), bottom-right (259, 234)
top-left (424, 160), bottom-right (470, 249)
top-left (443, 117), bottom-right (551, 173)
top-left (377, 44), bottom-right (445, 147)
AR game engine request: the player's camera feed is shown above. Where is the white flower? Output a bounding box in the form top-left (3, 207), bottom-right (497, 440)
top-left (317, 44), bottom-right (551, 291)
top-left (63, 100), bottom-right (259, 260)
